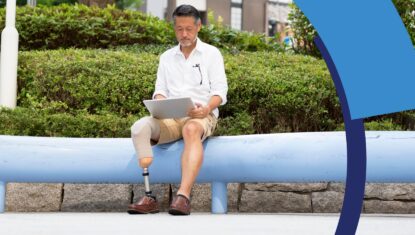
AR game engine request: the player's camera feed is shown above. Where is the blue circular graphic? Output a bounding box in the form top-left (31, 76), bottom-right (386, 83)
top-left (315, 36), bottom-right (366, 235)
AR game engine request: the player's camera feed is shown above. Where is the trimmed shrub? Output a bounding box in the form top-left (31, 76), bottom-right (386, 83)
top-left (0, 107), bottom-right (135, 137)
top-left (222, 51), bottom-right (340, 132)
top-left (1, 47), bottom-right (411, 136)
top-left (15, 48), bottom-right (340, 136)
top-left (18, 49), bottom-right (158, 117)
top-left (0, 4), bottom-right (283, 52)
top-left (0, 4), bottom-right (174, 50)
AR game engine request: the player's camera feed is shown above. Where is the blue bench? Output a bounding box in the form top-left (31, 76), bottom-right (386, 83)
top-left (1, 131), bottom-right (415, 213)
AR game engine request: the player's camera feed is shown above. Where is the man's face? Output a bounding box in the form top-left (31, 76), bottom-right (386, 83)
top-left (174, 16), bottom-right (201, 48)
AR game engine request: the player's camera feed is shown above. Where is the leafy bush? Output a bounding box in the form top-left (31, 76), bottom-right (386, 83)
top-left (336, 119), bottom-right (404, 131)
top-left (0, 0), bottom-right (26, 7)
top-left (199, 10), bottom-right (283, 53)
top-left (0, 4), bottom-right (174, 50)
top-left (287, 4), bottom-right (320, 57)
top-left (18, 49), bottom-right (159, 117)
top-left (214, 111), bottom-right (255, 136)
top-left (364, 119), bottom-right (403, 131)
top-left (0, 4), bottom-right (283, 52)
top-left (222, 51), bottom-right (340, 132)
top-left (394, 0), bottom-right (415, 46)
top-left (2, 47), bottom-right (408, 137)
top-left (0, 107), bottom-right (135, 137)
top-left (11, 48), bottom-right (341, 137)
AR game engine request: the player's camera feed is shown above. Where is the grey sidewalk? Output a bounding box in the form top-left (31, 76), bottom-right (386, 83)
top-left (1, 213), bottom-right (414, 235)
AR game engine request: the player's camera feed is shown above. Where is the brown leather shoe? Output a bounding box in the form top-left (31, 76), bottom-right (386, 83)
top-left (168, 194), bottom-right (191, 215)
top-left (127, 196), bottom-right (159, 214)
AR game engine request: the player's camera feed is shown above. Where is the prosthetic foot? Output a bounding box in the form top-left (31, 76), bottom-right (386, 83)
top-left (127, 167), bottom-right (159, 214)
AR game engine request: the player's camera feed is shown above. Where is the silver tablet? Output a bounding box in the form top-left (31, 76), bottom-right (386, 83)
top-left (143, 97), bottom-right (195, 119)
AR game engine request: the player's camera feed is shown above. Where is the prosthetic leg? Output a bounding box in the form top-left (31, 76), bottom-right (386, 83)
top-left (142, 167), bottom-right (155, 198)
top-left (127, 166), bottom-right (159, 214)
top-left (128, 117), bottom-right (160, 213)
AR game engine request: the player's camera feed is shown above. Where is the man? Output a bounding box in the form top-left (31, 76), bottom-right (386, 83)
top-left (127, 4), bottom-right (228, 215)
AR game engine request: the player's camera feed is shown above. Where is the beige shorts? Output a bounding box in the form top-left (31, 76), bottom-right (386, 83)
top-left (155, 113), bottom-right (217, 145)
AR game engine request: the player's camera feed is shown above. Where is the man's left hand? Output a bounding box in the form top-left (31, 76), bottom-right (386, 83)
top-left (188, 103), bottom-right (211, 119)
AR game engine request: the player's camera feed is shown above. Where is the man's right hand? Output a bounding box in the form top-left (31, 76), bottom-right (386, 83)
top-left (154, 94), bottom-right (166, 100)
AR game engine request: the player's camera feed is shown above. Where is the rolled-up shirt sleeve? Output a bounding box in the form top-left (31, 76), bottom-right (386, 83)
top-left (208, 49), bottom-right (228, 105)
top-left (152, 58), bottom-right (168, 99)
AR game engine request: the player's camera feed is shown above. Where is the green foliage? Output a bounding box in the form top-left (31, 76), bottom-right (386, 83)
top-left (0, 0), bottom-right (26, 8)
top-left (115, 0), bottom-right (142, 10)
top-left (364, 119), bottom-right (403, 131)
top-left (17, 49), bottom-right (158, 117)
top-left (288, 1), bottom-right (415, 57)
top-left (393, 0), bottom-right (415, 46)
top-left (0, 107), bottom-right (135, 137)
top-left (114, 44), bottom-right (173, 54)
top-left (214, 111), bottom-right (255, 136)
top-left (1, 47), bottom-right (407, 137)
top-left (200, 10), bottom-right (283, 53)
top-left (222, 51), bottom-right (340, 132)
top-left (37, 0), bottom-right (77, 6)
top-left (10, 48), bottom-right (342, 137)
top-left (387, 111), bottom-right (415, 130)
top-left (0, 4), bottom-right (283, 52)
top-left (287, 4), bottom-right (320, 57)
top-left (336, 118), bottom-right (404, 131)
top-left (0, 4), bottom-right (175, 50)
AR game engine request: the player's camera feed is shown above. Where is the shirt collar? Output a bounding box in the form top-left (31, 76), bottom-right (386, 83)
top-left (174, 37), bottom-right (204, 56)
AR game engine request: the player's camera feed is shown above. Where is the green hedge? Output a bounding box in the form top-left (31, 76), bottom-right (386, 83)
top-left (0, 4), bottom-right (173, 50)
top-left (0, 107), bottom-right (135, 137)
top-left (1, 47), bottom-right (411, 137)
top-left (18, 49), bottom-right (159, 117)
top-left (0, 48), bottom-right (340, 137)
top-left (0, 4), bottom-right (283, 52)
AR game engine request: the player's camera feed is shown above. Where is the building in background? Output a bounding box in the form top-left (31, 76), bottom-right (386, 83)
top-left (267, 0), bottom-right (292, 38)
top-left (140, 0), bottom-right (293, 38)
top-left (139, 0), bottom-right (168, 19)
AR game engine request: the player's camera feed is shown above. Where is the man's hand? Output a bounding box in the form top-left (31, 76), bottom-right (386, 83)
top-left (154, 94), bottom-right (166, 100)
top-left (188, 102), bottom-right (211, 119)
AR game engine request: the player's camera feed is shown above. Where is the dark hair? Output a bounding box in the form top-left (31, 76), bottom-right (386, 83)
top-left (172, 4), bottom-right (201, 24)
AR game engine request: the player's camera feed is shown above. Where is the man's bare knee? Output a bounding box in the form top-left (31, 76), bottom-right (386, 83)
top-left (182, 122), bottom-right (203, 139)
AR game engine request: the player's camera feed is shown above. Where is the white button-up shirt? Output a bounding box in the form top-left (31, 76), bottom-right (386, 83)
top-left (153, 38), bottom-right (228, 117)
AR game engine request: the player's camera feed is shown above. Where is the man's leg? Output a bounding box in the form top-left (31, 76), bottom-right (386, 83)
top-left (168, 120), bottom-right (204, 215)
top-left (169, 115), bottom-right (217, 215)
top-left (128, 116), bottom-right (161, 214)
top-left (177, 121), bottom-right (204, 198)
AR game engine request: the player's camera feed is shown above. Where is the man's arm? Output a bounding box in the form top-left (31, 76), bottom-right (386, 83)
top-left (152, 58), bottom-right (168, 100)
top-left (208, 49), bottom-right (228, 106)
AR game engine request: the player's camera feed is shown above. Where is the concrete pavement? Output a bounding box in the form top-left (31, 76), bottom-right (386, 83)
top-left (1, 213), bottom-right (414, 235)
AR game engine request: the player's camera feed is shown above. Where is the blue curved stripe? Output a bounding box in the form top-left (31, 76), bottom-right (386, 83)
top-left (295, 0), bottom-right (415, 119)
top-left (315, 36), bottom-right (366, 235)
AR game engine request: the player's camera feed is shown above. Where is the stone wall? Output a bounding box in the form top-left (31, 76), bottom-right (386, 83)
top-left (6, 183), bottom-right (415, 213)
